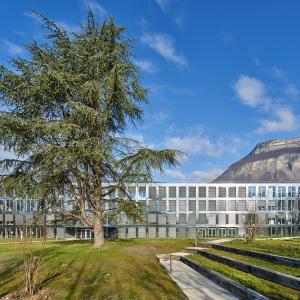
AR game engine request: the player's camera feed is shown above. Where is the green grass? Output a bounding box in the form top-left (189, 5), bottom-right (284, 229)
top-left (222, 238), bottom-right (300, 258)
top-left (189, 254), bottom-right (300, 300)
top-left (0, 238), bottom-right (197, 300)
top-left (206, 248), bottom-right (300, 277)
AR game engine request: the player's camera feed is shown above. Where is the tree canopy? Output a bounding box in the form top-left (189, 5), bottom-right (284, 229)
top-left (0, 10), bottom-right (181, 247)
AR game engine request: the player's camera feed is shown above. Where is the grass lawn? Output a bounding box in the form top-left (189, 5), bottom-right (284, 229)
top-left (0, 238), bottom-right (196, 300)
top-left (205, 248), bottom-right (300, 277)
top-left (189, 254), bottom-right (300, 300)
top-left (222, 238), bottom-right (300, 258)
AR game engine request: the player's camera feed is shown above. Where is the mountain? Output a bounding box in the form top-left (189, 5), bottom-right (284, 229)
top-left (214, 137), bottom-right (300, 183)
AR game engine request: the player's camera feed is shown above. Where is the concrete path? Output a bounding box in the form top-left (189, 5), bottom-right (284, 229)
top-left (204, 238), bottom-right (235, 244)
top-left (158, 253), bottom-right (237, 300)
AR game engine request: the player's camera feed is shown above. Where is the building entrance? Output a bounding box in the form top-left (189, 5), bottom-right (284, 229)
top-left (208, 228), bottom-right (216, 237)
top-left (77, 229), bottom-right (93, 239)
top-left (218, 228), bottom-right (226, 237)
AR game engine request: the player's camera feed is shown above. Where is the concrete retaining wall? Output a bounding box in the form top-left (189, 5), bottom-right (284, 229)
top-left (180, 256), bottom-right (268, 300)
top-left (212, 244), bottom-right (300, 267)
top-left (198, 250), bottom-right (300, 291)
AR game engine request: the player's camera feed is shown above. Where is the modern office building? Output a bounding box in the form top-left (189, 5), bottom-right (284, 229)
top-left (0, 182), bottom-right (299, 239)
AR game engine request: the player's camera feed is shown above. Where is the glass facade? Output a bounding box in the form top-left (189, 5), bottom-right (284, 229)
top-left (0, 183), bottom-right (299, 239)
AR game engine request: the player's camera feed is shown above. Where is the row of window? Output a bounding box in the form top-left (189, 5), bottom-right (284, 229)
top-left (1, 199), bottom-right (296, 213)
top-left (116, 185), bottom-right (300, 199)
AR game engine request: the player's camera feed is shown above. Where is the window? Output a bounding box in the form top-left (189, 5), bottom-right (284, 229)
top-left (278, 199), bottom-right (285, 210)
top-left (16, 200), bottom-right (24, 212)
top-left (238, 187), bottom-right (246, 198)
top-left (159, 187), bottom-right (166, 198)
top-left (168, 200), bottom-right (176, 212)
top-left (278, 186), bottom-right (286, 198)
top-left (248, 186), bottom-right (256, 197)
top-left (169, 187), bottom-right (176, 198)
top-left (218, 187), bottom-right (226, 198)
top-left (208, 200), bottom-right (216, 211)
top-left (268, 187), bottom-right (276, 198)
top-left (188, 187), bottom-right (196, 198)
top-left (188, 200), bottom-right (196, 211)
top-left (179, 187), bottom-right (187, 198)
top-left (288, 187), bottom-right (296, 197)
top-left (288, 199), bottom-right (295, 211)
top-left (218, 200), bottom-right (226, 211)
top-left (148, 187), bottom-right (156, 199)
top-left (208, 187), bottom-right (216, 198)
top-left (5, 200), bottom-right (13, 212)
top-left (138, 186), bottom-right (146, 198)
top-left (198, 200), bottom-right (206, 211)
top-left (228, 187), bottom-right (236, 198)
top-left (199, 187), bottom-right (206, 198)
top-left (0, 199), bottom-right (3, 212)
top-left (258, 186), bottom-right (266, 198)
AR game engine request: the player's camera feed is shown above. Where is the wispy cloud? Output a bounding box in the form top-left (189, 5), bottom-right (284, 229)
top-left (165, 167), bottom-right (223, 182)
top-left (56, 21), bottom-right (80, 32)
top-left (221, 30), bottom-right (233, 43)
top-left (141, 33), bottom-right (187, 66)
top-left (234, 75), bottom-right (299, 133)
top-left (285, 83), bottom-right (299, 99)
top-left (134, 59), bottom-right (158, 74)
top-left (1, 39), bottom-right (23, 55)
top-left (83, 0), bottom-right (107, 16)
top-left (257, 105), bottom-right (298, 134)
top-left (155, 0), bottom-right (186, 28)
top-left (165, 128), bottom-right (243, 158)
top-left (155, 0), bottom-right (170, 12)
top-left (24, 11), bottom-right (41, 22)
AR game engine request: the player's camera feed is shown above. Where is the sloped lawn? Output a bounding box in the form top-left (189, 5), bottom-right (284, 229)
top-left (0, 238), bottom-right (195, 300)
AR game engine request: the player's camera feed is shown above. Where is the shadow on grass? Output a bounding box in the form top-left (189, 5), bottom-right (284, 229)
top-left (65, 250), bottom-right (92, 300)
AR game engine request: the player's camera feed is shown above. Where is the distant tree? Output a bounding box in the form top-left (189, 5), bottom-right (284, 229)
top-left (0, 10), bottom-right (181, 248)
top-left (244, 212), bottom-right (262, 243)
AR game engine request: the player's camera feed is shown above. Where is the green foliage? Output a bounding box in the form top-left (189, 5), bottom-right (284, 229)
top-left (0, 10), bottom-right (182, 243)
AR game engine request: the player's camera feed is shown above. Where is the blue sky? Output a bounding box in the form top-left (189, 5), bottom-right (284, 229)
top-left (1, 0), bottom-right (300, 182)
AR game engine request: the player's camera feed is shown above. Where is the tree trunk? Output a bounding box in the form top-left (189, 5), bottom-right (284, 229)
top-left (93, 215), bottom-right (105, 248)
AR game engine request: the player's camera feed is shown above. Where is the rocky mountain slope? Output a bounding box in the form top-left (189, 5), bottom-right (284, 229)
top-left (214, 137), bottom-right (300, 183)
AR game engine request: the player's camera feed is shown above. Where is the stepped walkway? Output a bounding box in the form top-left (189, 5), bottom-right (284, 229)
top-left (157, 249), bottom-right (237, 300)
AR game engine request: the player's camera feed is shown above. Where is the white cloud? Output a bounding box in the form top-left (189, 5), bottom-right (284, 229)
top-left (165, 131), bottom-right (242, 158)
top-left (141, 33), bottom-right (187, 66)
top-left (257, 106), bottom-right (299, 134)
top-left (1, 39), bottom-right (23, 55)
top-left (234, 75), bottom-right (299, 133)
top-left (164, 169), bottom-right (187, 181)
top-left (269, 65), bottom-right (288, 80)
top-left (284, 83), bottom-right (299, 99)
top-left (166, 135), bottom-right (220, 157)
top-left (254, 57), bottom-right (262, 67)
top-left (221, 30), bottom-right (233, 43)
top-left (165, 167), bottom-right (223, 182)
top-left (134, 59), bottom-right (158, 74)
top-left (84, 0), bottom-right (107, 16)
top-left (234, 75), bottom-right (266, 107)
top-left (155, 0), bottom-right (170, 12)
top-left (24, 11), bottom-right (41, 22)
top-left (56, 21), bottom-right (80, 32)
top-left (152, 111), bottom-right (169, 123)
